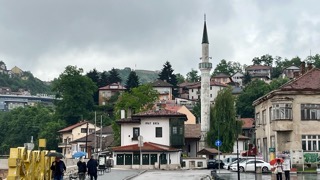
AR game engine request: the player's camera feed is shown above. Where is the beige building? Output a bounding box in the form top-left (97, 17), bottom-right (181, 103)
top-left (58, 121), bottom-right (100, 158)
top-left (253, 68), bottom-right (320, 162)
top-left (98, 83), bottom-right (126, 105)
top-left (151, 79), bottom-right (173, 101)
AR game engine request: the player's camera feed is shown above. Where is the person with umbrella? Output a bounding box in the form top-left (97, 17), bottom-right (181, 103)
top-left (87, 155), bottom-right (98, 180)
top-left (77, 157), bottom-right (87, 180)
top-left (274, 158), bottom-right (284, 180)
top-left (283, 156), bottom-right (291, 180)
top-left (50, 156), bottom-right (66, 180)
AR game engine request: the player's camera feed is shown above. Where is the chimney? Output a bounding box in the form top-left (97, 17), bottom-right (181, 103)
top-left (300, 61), bottom-right (306, 75)
top-left (307, 63), bottom-right (313, 71)
top-left (293, 71), bottom-right (300, 78)
top-left (121, 110), bottom-right (125, 119)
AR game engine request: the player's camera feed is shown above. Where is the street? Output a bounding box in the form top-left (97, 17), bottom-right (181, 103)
top-left (94, 169), bottom-right (320, 180)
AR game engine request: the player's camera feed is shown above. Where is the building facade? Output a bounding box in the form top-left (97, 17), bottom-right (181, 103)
top-left (245, 64), bottom-right (272, 83)
top-left (113, 109), bottom-right (187, 169)
top-left (98, 83), bottom-right (126, 105)
top-left (151, 79), bottom-right (173, 101)
top-left (253, 68), bottom-right (320, 163)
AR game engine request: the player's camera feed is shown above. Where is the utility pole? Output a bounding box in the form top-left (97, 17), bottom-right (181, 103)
top-left (94, 111), bottom-right (97, 154)
top-left (236, 120), bottom-right (240, 180)
top-left (100, 115), bottom-right (103, 152)
top-left (85, 122), bottom-right (88, 158)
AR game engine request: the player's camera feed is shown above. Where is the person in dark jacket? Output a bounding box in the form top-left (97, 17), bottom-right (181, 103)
top-left (77, 157), bottom-right (87, 180)
top-left (50, 157), bottom-right (66, 180)
top-left (87, 155), bottom-right (98, 180)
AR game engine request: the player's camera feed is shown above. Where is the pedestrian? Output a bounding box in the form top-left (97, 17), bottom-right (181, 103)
top-left (77, 157), bottom-right (87, 180)
top-left (283, 156), bottom-right (290, 180)
top-left (50, 157), bottom-right (66, 180)
top-left (274, 158), bottom-right (284, 180)
top-left (87, 155), bottom-right (98, 180)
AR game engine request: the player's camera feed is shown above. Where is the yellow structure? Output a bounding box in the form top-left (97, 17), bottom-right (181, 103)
top-left (7, 142), bottom-right (55, 180)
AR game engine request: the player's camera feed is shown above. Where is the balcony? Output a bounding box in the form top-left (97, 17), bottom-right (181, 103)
top-left (58, 143), bottom-right (72, 148)
top-left (271, 120), bottom-right (293, 131)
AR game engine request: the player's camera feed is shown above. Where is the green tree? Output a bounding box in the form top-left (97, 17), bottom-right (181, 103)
top-left (191, 102), bottom-right (201, 124)
top-left (212, 59), bottom-right (231, 76)
top-left (125, 71), bottom-right (140, 91)
top-left (113, 84), bottom-right (158, 145)
top-left (252, 54), bottom-right (273, 66)
top-left (236, 80), bottom-right (270, 118)
top-left (108, 68), bottom-right (122, 84)
top-left (186, 69), bottom-right (200, 82)
top-left (242, 72), bottom-right (252, 86)
top-left (158, 61), bottom-right (178, 97)
top-left (86, 68), bottom-right (100, 104)
top-left (175, 73), bottom-right (185, 84)
top-left (52, 66), bottom-right (97, 125)
top-left (207, 87), bottom-right (241, 152)
top-left (269, 78), bottom-right (289, 91)
top-left (99, 71), bottom-right (109, 87)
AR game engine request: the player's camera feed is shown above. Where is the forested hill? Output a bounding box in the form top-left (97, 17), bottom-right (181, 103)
top-left (0, 72), bottom-right (51, 95)
top-left (117, 68), bottom-right (159, 84)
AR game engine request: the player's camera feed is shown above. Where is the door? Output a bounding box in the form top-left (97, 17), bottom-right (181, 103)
top-left (125, 154), bottom-right (132, 165)
top-left (133, 154), bottom-right (140, 165)
top-left (116, 154), bottom-right (124, 165)
top-left (150, 154), bottom-right (158, 165)
top-left (245, 160), bottom-right (255, 171)
top-left (142, 154), bottom-right (150, 165)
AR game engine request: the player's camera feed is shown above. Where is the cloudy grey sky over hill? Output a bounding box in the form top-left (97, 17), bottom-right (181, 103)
top-left (0, 0), bottom-right (319, 81)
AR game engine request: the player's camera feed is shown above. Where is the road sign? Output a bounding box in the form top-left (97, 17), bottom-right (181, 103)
top-left (215, 140), bottom-right (222, 147)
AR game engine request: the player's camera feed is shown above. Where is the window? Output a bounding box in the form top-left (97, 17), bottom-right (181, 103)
top-left (172, 127), bottom-right (178, 134)
top-left (272, 103), bottom-right (292, 120)
top-left (155, 127), bottom-right (162, 137)
top-left (301, 104), bottom-right (320, 120)
top-left (256, 113), bottom-right (260, 125)
top-left (132, 127), bottom-right (140, 140)
top-left (89, 128), bottom-right (95, 133)
top-left (81, 128), bottom-right (87, 133)
top-left (302, 135), bottom-right (320, 151)
top-left (262, 110), bottom-right (266, 125)
top-left (269, 107), bottom-right (272, 123)
top-left (271, 136), bottom-right (275, 148)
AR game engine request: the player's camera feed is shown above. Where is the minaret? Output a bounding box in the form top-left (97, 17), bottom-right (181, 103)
top-left (199, 16), bottom-right (212, 150)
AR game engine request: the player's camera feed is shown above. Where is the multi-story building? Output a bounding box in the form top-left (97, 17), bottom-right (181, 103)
top-left (253, 67), bottom-right (320, 163)
top-left (231, 72), bottom-right (244, 87)
top-left (98, 83), bottom-right (126, 105)
top-left (281, 65), bottom-right (300, 79)
top-left (212, 73), bottom-right (232, 85)
top-left (187, 81), bottom-right (227, 103)
top-left (245, 64), bottom-right (272, 83)
top-left (151, 79), bottom-right (173, 101)
top-left (57, 121), bottom-right (99, 158)
top-left (112, 109), bottom-right (187, 169)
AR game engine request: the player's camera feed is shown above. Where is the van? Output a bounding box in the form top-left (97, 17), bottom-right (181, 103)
top-left (222, 157), bottom-right (238, 169)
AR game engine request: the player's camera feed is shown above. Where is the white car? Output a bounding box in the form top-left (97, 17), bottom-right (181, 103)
top-left (230, 159), bottom-right (271, 172)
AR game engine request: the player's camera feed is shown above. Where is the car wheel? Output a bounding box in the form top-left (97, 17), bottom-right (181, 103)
top-left (239, 167), bottom-right (245, 172)
top-left (262, 167), bottom-right (268, 172)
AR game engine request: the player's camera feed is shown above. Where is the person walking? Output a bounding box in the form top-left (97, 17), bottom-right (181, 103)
top-left (87, 155), bottom-right (98, 180)
top-left (50, 157), bottom-right (66, 180)
top-left (274, 158), bottom-right (284, 180)
top-left (283, 156), bottom-right (290, 180)
top-left (77, 157), bottom-right (87, 180)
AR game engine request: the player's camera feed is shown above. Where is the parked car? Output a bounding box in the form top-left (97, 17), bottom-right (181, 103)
top-left (207, 159), bottom-right (224, 169)
top-left (226, 157), bottom-right (257, 170)
top-left (230, 159), bottom-right (271, 172)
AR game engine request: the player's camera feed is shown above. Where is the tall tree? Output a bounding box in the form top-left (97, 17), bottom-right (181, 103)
top-left (186, 69), bottom-right (200, 82)
top-left (125, 71), bottom-right (140, 91)
top-left (175, 73), bottom-right (185, 84)
top-left (236, 80), bottom-right (270, 118)
top-left (212, 59), bottom-right (231, 76)
top-left (52, 66), bottom-right (97, 125)
top-left (242, 72), bottom-right (252, 86)
top-left (158, 61), bottom-right (178, 97)
top-left (207, 87), bottom-right (241, 152)
top-left (113, 84), bottom-right (158, 145)
top-left (86, 69), bottom-right (100, 104)
top-left (252, 54), bottom-right (273, 66)
top-left (99, 71), bottom-right (109, 87)
top-left (108, 68), bottom-right (122, 84)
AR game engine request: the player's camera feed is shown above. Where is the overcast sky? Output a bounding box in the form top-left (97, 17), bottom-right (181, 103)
top-left (1, 0), bottom-right (320, 81)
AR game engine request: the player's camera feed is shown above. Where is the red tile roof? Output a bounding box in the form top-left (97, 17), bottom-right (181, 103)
top-left (99, 83), bottom-right (126, 90)
top-left (58, 121), bottom-right (88, 133)
top-left (281, 68), bottom-right (320, 91)
top-left (134, 109), bottom-right (187, 118)
top-left (246, 65), bottom-right (272, 70)
top-left (197, 148), bottom-right (221, 155)
top-left (184, 124), bottom-right (201, 139)
top-left (241, 118), bottom-right (254, 129)
top-left (112, 142), bottom-right (179, 152)
top-left (164, 105), bottom-right (182, 112)
top-left (238, 135), bottom-right (250, 140)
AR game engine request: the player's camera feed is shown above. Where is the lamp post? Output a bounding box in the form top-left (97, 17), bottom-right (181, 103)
top-left (236, 120), bottom-right (240, 180)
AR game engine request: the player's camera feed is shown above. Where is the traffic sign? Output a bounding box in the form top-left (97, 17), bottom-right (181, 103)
top-left (215, 140), bottom-right (222, 147)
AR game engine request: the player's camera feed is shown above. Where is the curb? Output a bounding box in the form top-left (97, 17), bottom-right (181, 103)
top-left (123, 170), bottom-right (148, 180)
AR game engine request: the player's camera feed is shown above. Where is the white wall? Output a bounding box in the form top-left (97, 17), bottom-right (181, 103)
top-left (188, 85), bottom-right (224, 102)
top-left (121, 117), bottom-right (170, 146)
top-left (232, 140), bottom-right (246, 154)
